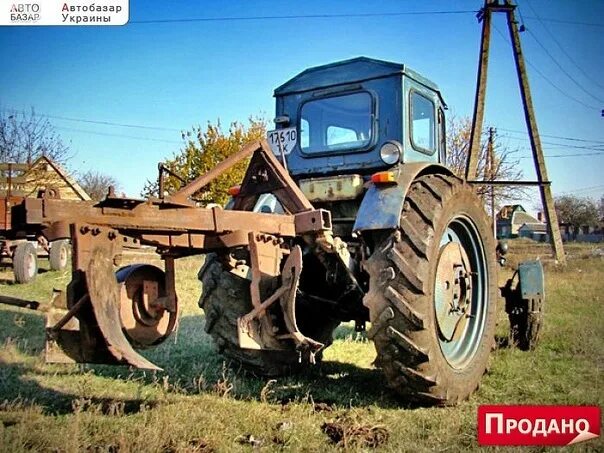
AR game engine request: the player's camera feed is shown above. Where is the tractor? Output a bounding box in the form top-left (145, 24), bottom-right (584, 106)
top-left (17, 57), bottom-right (543, 406)
top-left (197, 57), bottom-right (542, 405)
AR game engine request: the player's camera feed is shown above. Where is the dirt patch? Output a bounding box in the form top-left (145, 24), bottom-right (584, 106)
top-left (235, 434), bottom-right (264, 447)
top-left (321, 413), bottom-right (389, 449)
top-left (1, 419), bottom-right (19, 427)
top-left (85, 444), bottom-right (120, 453)
top-left (313, 401), bottom-right (335, 413)
top-left (161, 438), bottom-right (213, 453)
top-left (71, 397), bottom-right (158, 416)
top-left (187, 438), bottom-right (214, 453)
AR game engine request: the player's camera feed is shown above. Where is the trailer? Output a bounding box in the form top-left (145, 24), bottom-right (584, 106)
top-left (1, 162), bottom-right (71, 283)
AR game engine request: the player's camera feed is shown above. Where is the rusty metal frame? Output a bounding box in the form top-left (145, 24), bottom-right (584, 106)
top-left (28, 139), bottom-right (336, 368)
top-left (21, 141), bottom-right (328, 249)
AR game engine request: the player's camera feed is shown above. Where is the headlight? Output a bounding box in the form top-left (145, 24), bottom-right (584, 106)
top-left (379, 141), bottom-right (402, 165)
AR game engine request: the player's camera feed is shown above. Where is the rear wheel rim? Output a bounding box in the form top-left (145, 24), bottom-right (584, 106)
top-left (434, 215), bottom-right (489, 370)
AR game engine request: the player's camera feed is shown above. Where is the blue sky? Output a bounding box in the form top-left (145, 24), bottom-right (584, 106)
top-left (0, 0), bottom-right (602, 209)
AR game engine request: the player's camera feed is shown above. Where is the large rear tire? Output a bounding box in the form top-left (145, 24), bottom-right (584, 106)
top-left (365, 174), bottom-right (497, 405)
top-left (198, 254), bottom-right (339, 376)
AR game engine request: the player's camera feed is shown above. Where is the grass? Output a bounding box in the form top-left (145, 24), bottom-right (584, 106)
top-left (0, 242), bottom-right (603, 451)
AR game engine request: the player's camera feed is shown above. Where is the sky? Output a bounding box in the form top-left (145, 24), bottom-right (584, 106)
top-left (0, 0), bottom-right (602, 211)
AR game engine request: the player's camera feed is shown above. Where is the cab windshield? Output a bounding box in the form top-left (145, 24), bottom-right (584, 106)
top-left (300, 92), bottom-right (373, 154)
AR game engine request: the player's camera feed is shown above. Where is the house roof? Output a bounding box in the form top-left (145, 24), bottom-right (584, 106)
top-left (518, 223), bottom-right (547, 233)
top-left (497, 204), bottom-right (525, 220)
top-left (29, 156), bottom-right (91, 201)
top-left (513, 211), bottom-right (541, 225)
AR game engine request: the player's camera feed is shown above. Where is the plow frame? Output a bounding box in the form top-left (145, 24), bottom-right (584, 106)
top-left (25, 140), bottom-right (342, 369)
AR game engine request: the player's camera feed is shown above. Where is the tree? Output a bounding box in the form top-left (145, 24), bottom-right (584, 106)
top-left (554, 195), bottom-right (599, 237)
top-left (78, 170), bottom-right (122, 201)
top-left (142, 118), bottom-right (267, 206)
top-left (0, 108), bottom-right (70, 164)
top-left (446, 115), bottom-right (525, 213)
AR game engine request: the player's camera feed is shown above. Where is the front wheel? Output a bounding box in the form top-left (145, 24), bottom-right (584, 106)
top-left (364, 174), bottom-right (497, 405)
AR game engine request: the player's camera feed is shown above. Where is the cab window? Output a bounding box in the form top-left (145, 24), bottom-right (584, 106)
top-left (410, 91), bottom-right (435, 154)
top-left (300, 92), bottom-right (373, 154)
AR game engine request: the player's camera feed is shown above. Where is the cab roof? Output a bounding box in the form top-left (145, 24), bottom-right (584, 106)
top-left (273, 56), bottom-right (443, 99)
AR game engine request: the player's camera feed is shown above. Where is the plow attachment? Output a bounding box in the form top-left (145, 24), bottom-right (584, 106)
top-left (237, 244), bottom-right (324, 361)
top-left (29, 140), bottom-right (350, 369)
top-left (46, 225), bottom-right (176, 369)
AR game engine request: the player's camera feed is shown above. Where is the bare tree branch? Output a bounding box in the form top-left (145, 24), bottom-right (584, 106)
top-left (0, 108), bottom-right (71, 165)
top-left (446, 115), bottom-right (526, 214)
top-left (77, 170), bottom-right (122, 201)
top-left (555, 195), bottom-right (599, 238)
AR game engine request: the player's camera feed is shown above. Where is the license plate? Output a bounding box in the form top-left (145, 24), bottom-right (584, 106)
top-left (267, 127), bottom-right (297, 156)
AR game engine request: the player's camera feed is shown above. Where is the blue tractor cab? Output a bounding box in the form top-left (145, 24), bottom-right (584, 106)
top-left (273, 57), bottom-right (448, 177)
top-left (265, 57), bottom-right (451, 237)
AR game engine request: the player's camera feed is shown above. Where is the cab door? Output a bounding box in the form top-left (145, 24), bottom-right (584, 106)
top-left (403, 79), bottom-right (440, 164)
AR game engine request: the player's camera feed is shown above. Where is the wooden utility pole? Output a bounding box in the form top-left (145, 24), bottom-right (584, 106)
top-left (466, 5), bottom-right (492, 180)
top-left (465, 0), bottom-right (566, 264)
top-left (487, 127), bottom-right (496, 238)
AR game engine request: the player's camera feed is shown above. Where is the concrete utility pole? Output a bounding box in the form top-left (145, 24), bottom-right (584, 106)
top-left (465, 0), bottom-right (566, 264)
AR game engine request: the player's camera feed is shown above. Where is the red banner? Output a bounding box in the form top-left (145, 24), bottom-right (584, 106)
top-left (478, 405), bottom-right (600, 446)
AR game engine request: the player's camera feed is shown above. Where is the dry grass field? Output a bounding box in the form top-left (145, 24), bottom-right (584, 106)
top-left (0, 240), bottom-right (602, 452)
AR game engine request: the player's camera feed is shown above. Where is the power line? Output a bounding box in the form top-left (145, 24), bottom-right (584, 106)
top-left (499, 135), bottom-right (604, 151)
top-left (518, 151), bottom-right (604, 159)
top-left (127, 10), bottom-right (604, 28)
top-left (572, 185), bottom-right (604, 194)
top-left (524, 60), bottom-right (600, 111)
top-left (53, 126), bottom-right (183, 145)
top-left (558, 184), bottom-right (604, 196)
top-left (4, 108), bottom-right (181, 133)
top-left (496, 127), bottom-right (604, 145)
top-left (492, 24), bottom-right (601, 111)
top-left (524, 28), bottom-right (604, 104)
top-left (129, 9), bottom-right (478, 25)
top-left (523, 16), bottom-right (604, 28)
top-left (523, 0), bottom-right (604, 92)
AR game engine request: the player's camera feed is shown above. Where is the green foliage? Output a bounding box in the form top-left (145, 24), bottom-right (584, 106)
top-left (142, 118), bottom-right (266, 206)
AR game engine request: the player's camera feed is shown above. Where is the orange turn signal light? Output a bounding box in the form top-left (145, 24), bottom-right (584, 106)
top-left (228, 185), bottom-right (241, 196)
top-left (371, 171), bottom-right (397, 184)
